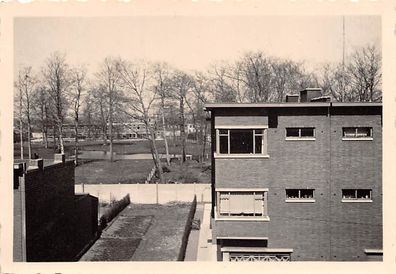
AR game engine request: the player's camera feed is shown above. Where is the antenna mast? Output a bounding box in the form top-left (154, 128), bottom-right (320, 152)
top-left (342, 16), bottom-right (345, 102)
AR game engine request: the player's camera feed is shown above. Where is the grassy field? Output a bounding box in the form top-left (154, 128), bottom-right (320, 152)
top-left (81, 202), bottom-right (192, 261)
top-left (75, 159), bottom-right (154, 184)
top-left (80, 139), bottom-right (206, 157)
top-left (15, 140), bottom-right (210, 185)
top-left (161, 161), bottom-right (211, 184)
top-left (14, 139), bottom-right (207, 158)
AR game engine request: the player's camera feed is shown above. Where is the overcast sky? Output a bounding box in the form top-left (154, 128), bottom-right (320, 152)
top-left (14, 16), bottom-right (381, 75)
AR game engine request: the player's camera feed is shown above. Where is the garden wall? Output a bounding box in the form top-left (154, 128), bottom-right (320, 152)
top-left (75, 183), bottom-right (211, 204)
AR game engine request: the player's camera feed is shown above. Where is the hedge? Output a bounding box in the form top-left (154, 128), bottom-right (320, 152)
top-left (177, 195), bottom-right (197, 261)
top-left (99, 194), bottom-right (131, 230)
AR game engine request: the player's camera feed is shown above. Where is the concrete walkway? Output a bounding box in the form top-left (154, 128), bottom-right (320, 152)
top-left (196, 203), bottom-right (217, 261)
top-left (79, 152), bottom-right (192, 161)
top-left (184, 203), bottom-right (204, 261)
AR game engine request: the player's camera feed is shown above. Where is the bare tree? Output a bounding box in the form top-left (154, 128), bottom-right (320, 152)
top-left (319, 45), bottom-right (381, 102)
top-left (96, 57), bottom-right (123, 162)
top-left (116, 59), bottom-right (165, 184)
top-left (15, 66), bottom-right (36, 160)
top-left (42, 52), bottom-right (71, 154)
top-left (169, 70), bottom-right (194, 163)
top-left (208, 62), bottom-right (238, 103)
top-left (192, 72), bottom-right (212, 163)
top-left (32, 85), bottom-right (51, 149)
top-left (153, 63), bottom-right (172, 166)
top-left (70, 66), bottom-right (87, 165)
top-left (347, 45), bottom-right (382, 102)
top-left (239, 52), bottom-right (273, 103)
top-left (319, 63), bottom-right (347, 102)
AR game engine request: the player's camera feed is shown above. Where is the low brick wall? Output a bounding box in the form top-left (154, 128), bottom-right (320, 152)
top-left (75, 183), bottom-right (211, 204)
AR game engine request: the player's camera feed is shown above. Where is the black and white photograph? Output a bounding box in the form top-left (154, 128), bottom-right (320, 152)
top-left (0, 1), bottom-right (394, 273)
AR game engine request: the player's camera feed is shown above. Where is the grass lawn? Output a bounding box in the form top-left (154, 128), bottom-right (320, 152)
top-left (80, 139), bottom-right (206, 157)
top-left (160, 160), bottom-right (211, 184)
top-left (81, 202), bottom-right (192, 261)
top-left (75, 159), bottom-right (154, 184)
top-left (14, 139), bottom-right (207, 158)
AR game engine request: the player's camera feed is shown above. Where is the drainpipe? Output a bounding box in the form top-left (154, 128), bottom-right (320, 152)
top-left (328, 102), bottom-right (332, 260)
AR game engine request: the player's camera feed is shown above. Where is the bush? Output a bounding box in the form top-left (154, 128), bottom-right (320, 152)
top-left (99, 194), bottom-right (131, 229)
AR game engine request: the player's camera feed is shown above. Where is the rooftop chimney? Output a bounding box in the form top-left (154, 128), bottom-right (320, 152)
top-left (299, 88), bottom-right (323, 103)
top-left (285, 94), bottom-right (299, 103)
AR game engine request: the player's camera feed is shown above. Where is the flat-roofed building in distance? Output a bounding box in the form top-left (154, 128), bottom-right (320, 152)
top-left (204, 88), bottom-right (382, 262)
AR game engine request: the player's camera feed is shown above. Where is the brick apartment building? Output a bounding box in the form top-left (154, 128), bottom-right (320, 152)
top-left (13, 154), bottom-right (98, 262)
top-left (204, 88), bottom-right (382, 262)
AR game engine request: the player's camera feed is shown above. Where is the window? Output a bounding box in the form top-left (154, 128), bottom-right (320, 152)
top-left (342, 127), bottom-right (373, 139)
top-left (342, 189), bottom-right (372, 202)
top-left (217, 129), bottom-right (266, 155)
top-left (285, 127), bottom-right (315, 140)
top-left (285, 189), bottom-right (315, 202)
top-left (217, 190), bottom-right (268, 219)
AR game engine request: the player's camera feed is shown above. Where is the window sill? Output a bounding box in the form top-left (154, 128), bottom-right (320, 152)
top-left (214, 153), bottom-right (270, 159)
top-left (285, 199), bottom-right (315, 203)
top-left (285, 137), bottom-right (316, 141)
top-left (341, 199), bottom-right (373, 203)
top-left (342, 137), bottom-right (373, 141)
top-left (215, 216), bottom-right (270, 222)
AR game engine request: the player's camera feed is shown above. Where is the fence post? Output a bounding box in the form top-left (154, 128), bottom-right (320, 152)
top-left (156, 182), bottom-right (159, 204)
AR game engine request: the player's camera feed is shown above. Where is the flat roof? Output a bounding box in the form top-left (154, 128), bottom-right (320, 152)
top-left (204, 102), bottom-right (382, 110)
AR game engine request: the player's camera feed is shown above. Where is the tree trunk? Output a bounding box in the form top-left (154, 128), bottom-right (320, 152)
top-left (52, 124), bottom-right (56, 150)
top-left (161, 103), bottom-right (170, 166)
top-left (145, 120), bottom-right (165, 184)
top-left (109, 96), bottom-right (114, 162)
top-left (201, 120), bottom-right (208, 167)
top-left (179, 97), bottom-right (186, 163)
top-left (27, 117), bottom-right (32, 160)
top-left (19, 118), bottom-right (24, 160)
top-left (58, 122), bottom-right (64, 154)
top-left (74, 118), bottom-right (79, 166)
top-left (44, 129), bottom-right (48, 149)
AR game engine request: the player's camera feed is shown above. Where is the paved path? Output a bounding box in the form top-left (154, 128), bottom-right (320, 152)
top-left (184, 203), bottom-right (204, 261)
top-left (196, 203), bottom-right (217, 261)
top-left (79, 152), bottom-right (192, 160)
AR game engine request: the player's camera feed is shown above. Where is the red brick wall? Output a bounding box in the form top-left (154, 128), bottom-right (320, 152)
top-left (211, 107), bottom-right (382, 261)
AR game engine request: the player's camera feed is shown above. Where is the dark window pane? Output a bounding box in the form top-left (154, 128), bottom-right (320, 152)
top-left (286, 128), bottom-right (299, 137)
top-left (219, 136), bottom-right (228, 154)
top-left (230, 129), bottom-right (253, 154)
top-left (255, 136), bottom-right (262, 154)
top-left (356, 127), bottom-right (372, 137)
top-left (300, 189), bottom-right (314, 199)
top-left (255, 129), bottom-right (264, 135)
top-left (342, 189), bottom-right (356, 199)
top-left (219, 129), bottom-right (228, 135)
top-left (357, 189), bottom-right (371, 199)
top-left (301, 128), bottom-right (314, 137)
top-left (286, 189), bottom-right (299, 199)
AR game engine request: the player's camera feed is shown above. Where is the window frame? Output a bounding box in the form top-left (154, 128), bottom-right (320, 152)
top-left (342, 127), bottom-right (373, 141)
top-left (341, 189), bottom-right (373, 203)
top-left (285, 127), bottom-right (316, 141)
top-left (215, 126), bottom-right (269, 158)
top-left (215, 188), bottom-right (269, 221)
top-left (285, 189), bottom-right (316, 203)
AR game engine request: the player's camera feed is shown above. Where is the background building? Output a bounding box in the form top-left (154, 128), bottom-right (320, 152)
top-left (205, 88), bottom-right (382, 261)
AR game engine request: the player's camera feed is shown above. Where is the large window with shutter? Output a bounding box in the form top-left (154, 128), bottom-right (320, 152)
top-left (216, 190), bottom-right (268, 219)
